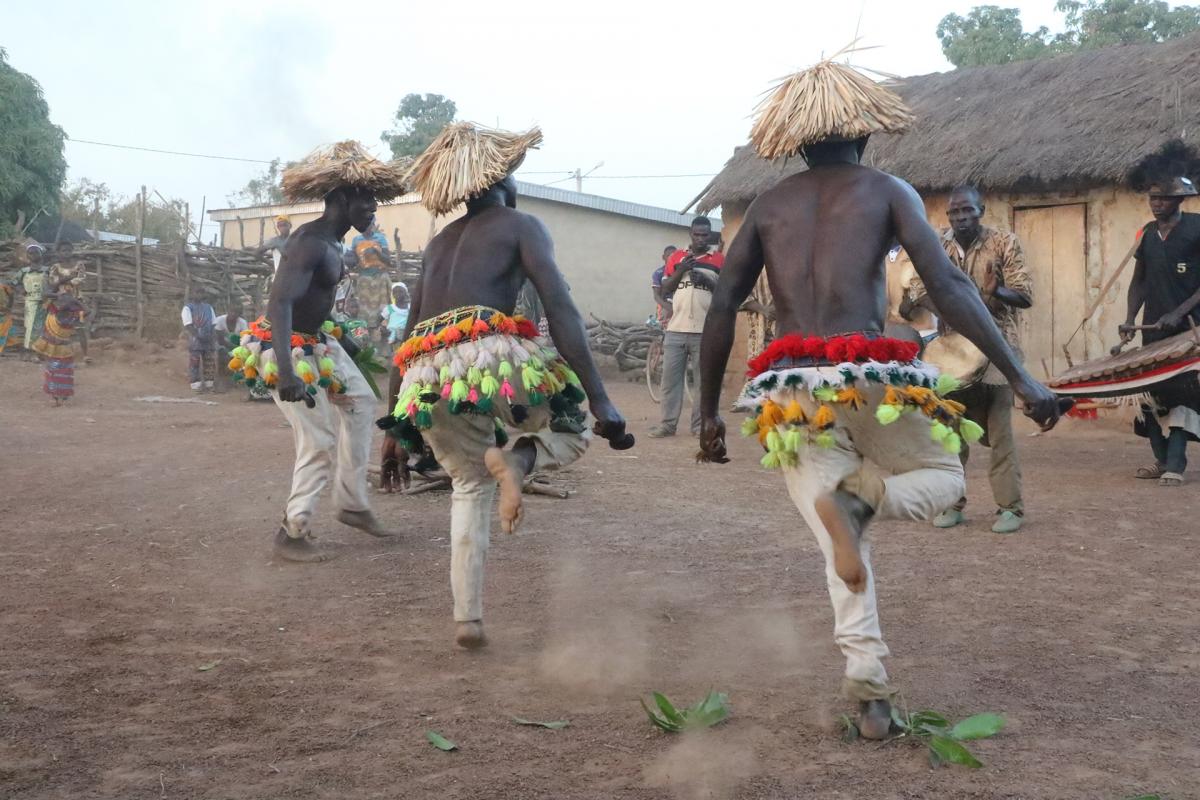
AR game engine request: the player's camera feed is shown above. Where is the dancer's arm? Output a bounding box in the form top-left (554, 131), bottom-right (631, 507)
top-left (697, 212), bottom-right (765, 463)
top-left (518, 215), bottom-right (628, 444)
top-left (266, 236), bottom-right (318, 404)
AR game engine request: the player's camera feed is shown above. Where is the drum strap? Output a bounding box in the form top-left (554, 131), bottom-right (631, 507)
top-left (1063, 239), bottom-right (1141, 363)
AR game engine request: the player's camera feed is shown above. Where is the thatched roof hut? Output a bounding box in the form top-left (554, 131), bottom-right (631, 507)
top-left (698, 33), bottom-right (1200, 213)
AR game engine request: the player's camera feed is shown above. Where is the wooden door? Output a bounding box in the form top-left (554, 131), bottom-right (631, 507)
top-left (1013, 204), bottom-right (1087, 379)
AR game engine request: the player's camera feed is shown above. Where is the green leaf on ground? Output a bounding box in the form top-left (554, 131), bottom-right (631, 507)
top-left (197, 659), bottom-right (222, 672)
top-left (948, 712), bottom-right (1005, 741)
top-left (909, 710), bottom-right (950, 730)
top-left (641, 691), bottom-right (730, 733)
top-left (1123, 795), bottom-right (1163, 800)
top-left (512, 717), bottom-right (569, 730)
top-left (928, 735), bottom-right (983, 768)
top-left (425, 730), bottom-right (457, 751)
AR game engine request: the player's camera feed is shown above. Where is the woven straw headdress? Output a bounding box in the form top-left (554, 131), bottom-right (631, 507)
top-left (749, 47), bottom-right (913, 161)
top-left (405, 122), bottom-right (543, 215)
top-left (281, 141), bottom-right (410, 203)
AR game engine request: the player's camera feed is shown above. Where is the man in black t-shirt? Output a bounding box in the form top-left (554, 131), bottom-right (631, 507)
top-left (1121, 173), bottom-right (1200, 486)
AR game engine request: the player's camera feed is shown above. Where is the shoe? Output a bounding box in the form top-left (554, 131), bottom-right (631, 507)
top-left (647, 425), bottom-right (676, 438)
top-left (190, 381), bottom-right (202, 391)
top-left (932, 509), bottom-right (964, 528)
top-left (991, 510), bottom-right (1023, 534)
top-left (1159, 472), bottom-right (1184, 487)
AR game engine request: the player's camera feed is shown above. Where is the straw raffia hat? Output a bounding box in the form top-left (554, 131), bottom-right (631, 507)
top-left (281, 141), bottom-right (410, 203)
top-left (750, 46), bottom-right (913, 161)
top-left (405, 122), bottom-right (543, 215)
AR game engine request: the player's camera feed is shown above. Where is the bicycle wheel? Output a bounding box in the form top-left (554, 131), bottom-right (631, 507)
top-left (645, 339), bottom-right (663, 403)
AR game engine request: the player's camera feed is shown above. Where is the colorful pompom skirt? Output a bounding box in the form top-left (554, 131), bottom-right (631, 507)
top-left (739, 333), bottom-right (983, 468)
top-left (226, 316), bottom-right (349, 397)
top-left (382, 305), bottom-right (586, 451)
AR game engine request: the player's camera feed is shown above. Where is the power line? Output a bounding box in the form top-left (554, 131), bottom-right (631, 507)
top-left (68, 137), bottom-right (276, 164)
top-left (586, 173), bottom-right (717, 179)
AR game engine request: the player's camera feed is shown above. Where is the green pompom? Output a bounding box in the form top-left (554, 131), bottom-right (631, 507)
top-left (494, 423), bottom-right (509, 448)
top-left (467, 366), bottom-right (483, 385)
top-left (761, 450), bottom-right (781, 469)
top-left (814, 430), bottom-right (836, 449)
top-left (414, 409), bottom-right (433, 429)
top-left (784, 428), bottom-right (804, 453)
top-left (498, 361), bottom-right (514, 378)
top-left (741, 416), bottom-right (760, 437)
top-left (765, 430), bottom-right (783, 452)
top-left (929, 421), bottom-right (951, 442)
top-left (450, 378), bottom-right (469, 403)
top-left (306, 385), bottom-right (318, 395)
top-left (439, 365), bottom-right (451, 383)
top-left (228, 333), bottom-right (240, 347)
top-left (318, 376), bottom-right (332, 388)
top-left (813, 385), bottom-right (839, 403)
top-left (960, 418), bottom-right (984, 443)
top-left (475, 396), bottom-right (494, 414)
top-left (875, 404), bottom-right (902, 425)
top-left (942, 432), bottom-right (963, 454)
top-left (562, 383), bottom-right (586, 404)
top-left (321, 320), bottom-right (336, 334)
top-left (936, 374), bottom-right (961, 396)
top-left (480, 374), bottom-right (500, 397)
top-left (527, 390), bottom-right (544, 406)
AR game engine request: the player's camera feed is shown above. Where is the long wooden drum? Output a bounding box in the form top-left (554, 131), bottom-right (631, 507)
top-left (923, 332), bottom-right (989, 389)
top-left (1049, 329), bottom-right (1200, 398)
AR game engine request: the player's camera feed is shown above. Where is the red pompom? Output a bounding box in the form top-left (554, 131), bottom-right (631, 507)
top-left (441, 326), bottom-right (462, 344)
top-left (515, 318), bottom-right (539, 339)
top-left (843, 335), bottom-right (870, 362)
top-left (867, 338), bottom-right (895, 362)
top-left (826, 338), bottom-right (849, 363)
top-left (893, 340), bottom-right (920, 363)
top-left (801, 336), bottom-right (826, 359)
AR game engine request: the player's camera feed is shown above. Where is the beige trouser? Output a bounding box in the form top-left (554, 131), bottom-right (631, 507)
top-left (948, 382), bottom-right (1023, 513)
top-left (24, 299), bottom-right (40, 348)
top-left (776, 385), bottom-right (964, 700)
top-left (272, 338), bottom-right (374, 536)
top-left (423, 403), bottom-right (590, 622)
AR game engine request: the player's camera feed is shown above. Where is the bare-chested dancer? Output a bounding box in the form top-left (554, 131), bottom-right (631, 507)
top-left (696, 60), bottom-right (1064, 738)
top-left (380, 123), bottom-right (632, 649)
top-left (235, 142), bottom-right (408, 563)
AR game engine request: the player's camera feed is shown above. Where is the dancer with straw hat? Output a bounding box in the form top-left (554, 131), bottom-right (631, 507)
top-left (696, 51), bottom-right (1065, 737)
top-left (238, 141), bottom-right (408, 563)
top-left (379, 122), bottom-right (633, 649)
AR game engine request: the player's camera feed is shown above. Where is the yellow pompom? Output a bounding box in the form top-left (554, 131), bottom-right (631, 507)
top-left (760, 399), bottom-right (785, 428)
top-left (812, 404), bottom-right (836, 430)
top-left (243, 366), bottom-right (258, 380)
top-left (228, 357), bottom-right (243, 371)
top-left (784, 399), bottom-right (806, 424)
top-left (883, 385), bottom-right (904, 407)
top-left (836, 386), bottom-right (867, 410)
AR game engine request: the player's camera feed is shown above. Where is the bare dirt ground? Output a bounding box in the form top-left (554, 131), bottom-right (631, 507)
top-left (2, 346), bottom-right (1198, 800)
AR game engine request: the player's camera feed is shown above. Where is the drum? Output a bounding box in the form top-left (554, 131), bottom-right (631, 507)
top-left (923, 332), bottom-right (989, 389)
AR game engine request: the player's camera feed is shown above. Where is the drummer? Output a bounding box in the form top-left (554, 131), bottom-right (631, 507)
top-left (1120, 168), bottom-right (1200, 487)
top-left (902, 185), bottom-right (1033, 533)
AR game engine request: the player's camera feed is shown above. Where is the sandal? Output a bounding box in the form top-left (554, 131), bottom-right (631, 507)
top-left (1159, 472), bottom-right (1184, 487)
top-left (1136, 464), bottom-right (1166, 479)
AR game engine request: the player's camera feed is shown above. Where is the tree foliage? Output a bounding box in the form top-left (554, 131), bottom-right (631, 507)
top-left (938, 1), bottom-right (1200, 68)
top-left (381, 93), bottom-right (457, 159)
top-left (59, 178), bottom-right (189, 244)
top-left (0, 48), bottom-right (67, 238)
top-left (226, 158), bottom-right (289, 207)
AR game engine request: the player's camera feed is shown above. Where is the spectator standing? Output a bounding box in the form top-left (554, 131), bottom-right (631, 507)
top-left (382, 283), bottom-right (410, 345)
top-left (182, 294), bottom-right (218, 391)
top-left (649, 217), bottom-right (723, 437)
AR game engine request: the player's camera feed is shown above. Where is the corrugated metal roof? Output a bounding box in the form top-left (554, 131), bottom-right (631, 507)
top-left (210, 185), bottom-right (720, 230)
top-left (514, 181), bottom-right (721, 231)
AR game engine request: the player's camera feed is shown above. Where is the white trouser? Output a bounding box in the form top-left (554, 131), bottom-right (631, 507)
top-left (776, 386), bottom-right (964, 700)
top-left (423, 404), bottom-right (590, 622)
top-left (272, 337), bottom-right (375, 536)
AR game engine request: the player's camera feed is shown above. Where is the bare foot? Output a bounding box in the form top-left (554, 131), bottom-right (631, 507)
top-left (455, 620), bottom-right (487, 649)
top-left (484, 447), bottom-right (525, 534)
top-left (336, 509), bottom-right (396, 538)
top-left (273, 527), bottom-right (335, 563)
top-left (858, 699), bottom-right (893, 740)
top-left (814, 489), bottom-right (874, 593)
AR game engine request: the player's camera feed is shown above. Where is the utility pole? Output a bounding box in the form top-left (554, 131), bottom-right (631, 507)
top-left (573, 169), bottom-right (582, 193)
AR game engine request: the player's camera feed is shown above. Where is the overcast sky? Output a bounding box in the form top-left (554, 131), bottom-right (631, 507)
top-left (8, 0), bottom-right (1073, 235)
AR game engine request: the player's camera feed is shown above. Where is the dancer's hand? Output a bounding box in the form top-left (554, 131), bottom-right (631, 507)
top-left (591, 399), bottom-right (634, 450)
top-left (277, 372), bottom-right (313, 407)
top-left (1013, 376), bottom-right (1064, 432)
top-left (697, 415), bottom-right (729, 463)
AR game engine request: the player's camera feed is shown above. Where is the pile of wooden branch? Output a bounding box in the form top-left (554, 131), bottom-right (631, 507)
top-left (587, 316), bottom-right (661, 371)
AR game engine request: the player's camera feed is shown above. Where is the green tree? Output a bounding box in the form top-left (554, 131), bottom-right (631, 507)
top-left (1056, 0), bottom-right (1200, 49)
top-left (0, 48), bottom-right (67, 237)
top-left (227, 158), bottom-right (287, 207)
top-left (938, 0), bottom-right (1200, 68)
top-left (58, 177), bottom-right (188, 244)
top-left (937, 6), bottom-right (1058, 67)
top-left (381, 93), bottom-right (457, 159)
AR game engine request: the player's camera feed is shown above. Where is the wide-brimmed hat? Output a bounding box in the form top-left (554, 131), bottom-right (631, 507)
top-left (281, 141), bottom-right (410, 203)
top-left (405, 122), bottom-right (543, 215)
top-left (749, 46), bottom-right (913, 160)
